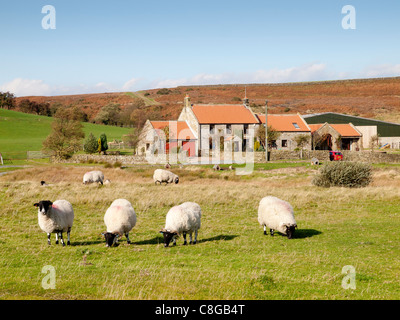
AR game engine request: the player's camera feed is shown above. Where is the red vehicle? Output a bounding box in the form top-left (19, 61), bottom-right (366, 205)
top-left (329, 151), bottom-right (343, 161)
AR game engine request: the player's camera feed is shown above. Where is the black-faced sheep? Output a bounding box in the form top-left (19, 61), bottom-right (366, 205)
top-left (153, 169), bottom-right (179, 185)
top-left (160, 202), bottom-right (201, 247)
top-left (34, 200), bottom-right (74, 246)
top-left (102, 199), bottom-right (137, 247)
top-left (257, 196), bottom-right (297, 239)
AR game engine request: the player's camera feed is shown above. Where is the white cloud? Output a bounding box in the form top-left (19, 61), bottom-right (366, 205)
top-left (150, 63), bottom-right (332, 88)
top-left (360, 64), bottom-right (400, 78)
top-left (122, 78), bottom-right (142, 91)
top-left (0, 78), bottom-right (52, 96)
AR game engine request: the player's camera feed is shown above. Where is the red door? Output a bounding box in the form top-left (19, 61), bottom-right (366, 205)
top-left (182, 141), bottom-right (196, 157)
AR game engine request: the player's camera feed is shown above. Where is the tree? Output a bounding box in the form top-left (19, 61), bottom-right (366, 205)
top-left (98, 133), bottom-right (108, 154)
top-left (0, 91), bottom-right (16, 110)
top-left (94, 103), bottom-right (121, 125)
top-left (257, 125), bottom-right (281, 148)
top-left (42, 108), bottom-right (84, 159)
top-left (294, 134), bottom-right (310, 158)
top-left (84, 133), bottom-right (98, 154)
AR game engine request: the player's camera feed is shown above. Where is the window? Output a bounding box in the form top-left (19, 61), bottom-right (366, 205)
top-left (282, 140), bottom-right (288, 148)
top-left (226, 124), bottom-right (232, 134)
top-left (292, 122), bottom-right (300, 129)
top-left (146, 143), bottom-right (150, 150)
top-left (210, 125), bottom-right (215, 134)
top-left (243, 124), bottom-right (249, 134)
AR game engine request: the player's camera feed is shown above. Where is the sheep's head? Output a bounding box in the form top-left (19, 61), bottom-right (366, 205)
top-left (34, 200), bottom-right (53, 215)
top-left (174, 177), bottom-right (179, 184)
top-left (285, 225), bottom-right (297, 239)
top-left (159, 229), bottom-right (178, 247)
top-left (102, 232), bottom-right (120, 247)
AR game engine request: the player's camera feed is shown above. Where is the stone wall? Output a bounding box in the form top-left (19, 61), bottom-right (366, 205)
top-left (53, 150), bottom-right (400, 165)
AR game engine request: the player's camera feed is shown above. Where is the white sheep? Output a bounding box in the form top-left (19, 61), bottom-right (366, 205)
top-left (153, 169), bottom-right (179, 185)
top-left (160, 202), bottom-right (201, 247)
top-left (83, 170), bottom-right (104, 185)
top-left (34, 200), bottom-right (74, 246)
top-left (102, 199), bottom-right (137, 247)
top-left (257, 196), bottom-right (297, 239)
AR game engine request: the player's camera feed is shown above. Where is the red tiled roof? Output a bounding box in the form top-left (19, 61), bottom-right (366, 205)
top-left (192, 104), bottom-right (259, 124)
top-left (257, 114), bottom-right (310, 132)
top-left (150, 121), bottom-right (196, 140)
top-left (309, 123), bottom-right (361, 137)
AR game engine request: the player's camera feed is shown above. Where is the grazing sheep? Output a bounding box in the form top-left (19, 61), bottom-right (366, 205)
top-left (160, 202), bottom-right (201, 247)
top-left (83, 170), bottom-right (104, 185)
top-left (34, 200), bottom-right (74, 246)
top-left (153, 169), bottom-right (179, 185)
top-left (40, 180), bottom-right (49, 186)
top-left (258, 196), bottom-right (297, 239)
top-left (102, 199), bottom-right (137, 247)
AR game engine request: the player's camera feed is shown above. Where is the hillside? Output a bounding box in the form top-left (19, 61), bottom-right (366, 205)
top-left (15, 77), bottom-right (400, 124)
top-left (0, 109), bottom-right (131, 159)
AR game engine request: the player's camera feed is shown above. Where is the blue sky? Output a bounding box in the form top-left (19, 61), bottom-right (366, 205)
top-left (0, 0), bottom-right (399, 96)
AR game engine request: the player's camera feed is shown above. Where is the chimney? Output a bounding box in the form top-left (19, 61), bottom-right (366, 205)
top-left (184, 94), bottom-right (191, 108)
top-left (243, 87), bottom-right (250, 107)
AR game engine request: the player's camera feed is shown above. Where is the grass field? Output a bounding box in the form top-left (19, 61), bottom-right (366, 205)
top-left (1, 162), bottom-right (399, 300)
top-left (0, 109), bottom-right (131, 159)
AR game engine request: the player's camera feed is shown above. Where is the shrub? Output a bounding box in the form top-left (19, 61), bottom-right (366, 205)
top-left (312, 161), bottom-right (372, 188)
top-left (84, 133), bottom-right (98, 154)
top-left (156, 88), bottom-right (172, 95)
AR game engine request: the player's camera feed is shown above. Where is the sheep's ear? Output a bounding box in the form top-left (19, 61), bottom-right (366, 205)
top-left (33, 203), bottom-right (39, 207)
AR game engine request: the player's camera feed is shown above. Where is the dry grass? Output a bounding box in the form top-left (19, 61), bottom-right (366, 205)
top-left (1, 163), bottom-right (400, 299)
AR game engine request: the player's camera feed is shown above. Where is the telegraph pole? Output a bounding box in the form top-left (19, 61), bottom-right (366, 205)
top-left (265, 100), bottom-right (268, 162)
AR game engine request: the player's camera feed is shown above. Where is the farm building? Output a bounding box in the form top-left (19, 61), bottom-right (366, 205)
top-left (178, 95), bottom-right (260, 154)
top-left (256, 113), bottom-right (312, 151)
top-left (303, 112), bottom-right (400, 149)
top-left (137, 120), bottom-right (197, 157)
top-left (308, 123), bottom-right (362, 151)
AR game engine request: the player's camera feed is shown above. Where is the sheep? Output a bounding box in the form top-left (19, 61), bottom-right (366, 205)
top-left (34, 200), bottom-right (74, 246)
top-left (160, 202), bottom-right (201, 247)
top-left (83, 170), bottom-right (104, 185)
top-left (102, 199), bottom-right (137, 247)
top-left (153, 169), bottom-right (179, 185)
top-left (40, 180), bottom-right (50, 186)
top-left (257, 196), bottom-right (297, 239)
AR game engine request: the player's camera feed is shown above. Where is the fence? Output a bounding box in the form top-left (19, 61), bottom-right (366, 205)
top-left (27, 151), bottom-right (51, 160)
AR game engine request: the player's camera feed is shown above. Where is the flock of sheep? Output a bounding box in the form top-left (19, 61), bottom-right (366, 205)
top-left (35, 168), bottom-right (297, 247)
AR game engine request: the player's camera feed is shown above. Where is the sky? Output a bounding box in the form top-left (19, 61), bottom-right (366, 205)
top-left (0, 0), bottom-right (399, 96)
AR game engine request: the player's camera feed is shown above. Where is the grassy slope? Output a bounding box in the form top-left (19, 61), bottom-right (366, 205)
top-left (0, 163), bottom-right (399, 300)
top-left (0, 109), bottom-right (131, 158)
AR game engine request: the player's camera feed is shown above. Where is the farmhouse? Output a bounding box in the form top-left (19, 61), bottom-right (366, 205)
top-left (178, 95), bottom-right (260, 154)
top-left (304, 112), bottom-right (400, 149)
top-left (137, 120), bottom-right (197, 156)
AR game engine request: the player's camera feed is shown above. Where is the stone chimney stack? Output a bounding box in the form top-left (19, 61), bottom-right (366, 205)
top-left (184, 94), bottom-right (191, 108)
top-left (243, 87), bottom-right (250, 107)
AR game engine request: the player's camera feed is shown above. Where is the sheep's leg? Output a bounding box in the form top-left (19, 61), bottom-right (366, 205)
top-left (59, 232), bottom-right (65, 246)
top-left (125, 232), bottom-right (131, 244)
top-left (189, 232), bottom-right (192, 244)
top-left (67, 228), bottom-right (71, 245)
top-left (263, 226), bottom-right (267, 235)
top-left (55, 232), bottom-right (59, 244)
top-left (193, 230), bottom-right (198, 244)
top-left (47, 233), bottom-right (51, 245)
top-left (183, 232), bottom-right (187, 245)
top-left (270, 229), bottom-right (274, 236)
